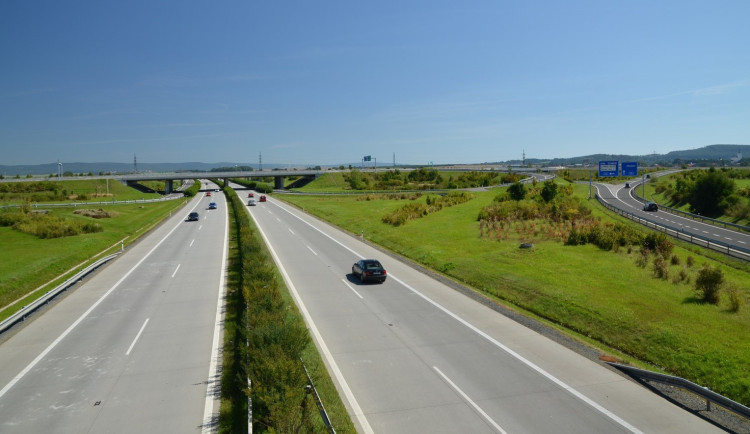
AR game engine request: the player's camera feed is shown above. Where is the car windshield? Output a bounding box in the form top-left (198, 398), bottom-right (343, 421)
top-left (364, 261), bottom-right (382, 269)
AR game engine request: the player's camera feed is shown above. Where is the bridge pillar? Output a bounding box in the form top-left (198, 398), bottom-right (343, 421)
top-left (165, 179), bottom-right (174, 194)
top-left (223, 178), bottom-right (229, 188)
top-left (274, 176), bottom-right (284, 189)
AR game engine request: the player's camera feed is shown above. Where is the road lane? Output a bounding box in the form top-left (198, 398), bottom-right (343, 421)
top-left (0, 184), bottom-right (227, 433)
top-left (242, 192), bottom-right (722, 433)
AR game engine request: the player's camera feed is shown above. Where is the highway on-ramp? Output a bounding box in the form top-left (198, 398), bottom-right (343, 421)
top-left (0, 185), bottom-right (227, 433)
top-left (240, 190), bottom-right (722, 433)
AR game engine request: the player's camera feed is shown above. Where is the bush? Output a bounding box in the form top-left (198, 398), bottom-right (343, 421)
top-left (670, 254), bottom-right (680, 266)
top-left (695, 264), bottom-right (724, 304)
top-left (652, 255), bottom-right (669, 280)
top-left (643, 232), bottom-right (673, 258)
top-left (726, 284), bottom-right (744, 312)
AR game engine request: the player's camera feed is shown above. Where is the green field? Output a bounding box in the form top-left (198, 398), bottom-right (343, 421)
top-left (0, 178), bottom-right (163, 204)
top-left (0, 199), bottom-right (187, 320)
top-left (276, 183), bottom-right (750, 405)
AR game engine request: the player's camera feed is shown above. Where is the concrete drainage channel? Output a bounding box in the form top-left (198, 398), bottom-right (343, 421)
top-left (0, 254), bottom-right (119, 336)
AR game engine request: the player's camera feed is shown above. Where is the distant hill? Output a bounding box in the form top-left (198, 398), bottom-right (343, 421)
top-left (504, 144), bottom-right (750, 167)
top-left (2, 144), bottom-right (749, 176)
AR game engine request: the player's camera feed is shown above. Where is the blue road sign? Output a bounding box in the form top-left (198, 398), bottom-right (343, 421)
top-left (364, 155), bottom-right (371, 162)
top-left (621, 162), bottom-right (638, 177)
top-left (598, 161), bottom-right (619, 177)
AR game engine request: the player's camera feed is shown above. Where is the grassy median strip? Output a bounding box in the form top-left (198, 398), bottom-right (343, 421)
top-left (278, 182), bottom-right (750, 406)
top-left (220, 186), bottom-right (355, 433)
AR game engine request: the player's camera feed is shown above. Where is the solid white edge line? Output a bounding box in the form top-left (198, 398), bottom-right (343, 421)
top-left (171, 263), bottom-right (181, 278)
top-left (126, 318), bottom-right (150, 356)
top-left (245, 202), bottom-right (375, 434)
top-left (434, 366), bottom-right (507, 434)
top-left (270, 199), bottom-right (644, 434)
top-left (0, 199), bottom-right (202, 401)
top-left (202, 195), bottom-right (229, 433)
top-left (341, 279), bottom-right (364, 299)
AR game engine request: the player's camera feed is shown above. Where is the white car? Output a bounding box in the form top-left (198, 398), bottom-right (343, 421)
top-left (248, 199), bottom-right (256, 206)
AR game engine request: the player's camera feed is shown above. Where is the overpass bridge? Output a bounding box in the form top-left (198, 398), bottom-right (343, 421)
top-left (0, 170), bottom-right (326, 193)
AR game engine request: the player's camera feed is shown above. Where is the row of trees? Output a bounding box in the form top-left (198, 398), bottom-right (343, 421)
top-left (344, 168), bottom-right (522, 191)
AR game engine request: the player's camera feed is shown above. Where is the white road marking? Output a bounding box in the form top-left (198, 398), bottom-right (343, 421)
top-left (307, 245), bottom-right (318, 256)
top-left (434, 366), bottom-right (507, 434)
top-left (171, 264), bottom-right (181, 278)
top-left (126, 318), bottom-right (149, 356)
top-left (190, 239), bottom-right (195, 247)
top-left (199, 225), bottom-right (203, 231)
top-left (342, 279), bottom-right (363, 299)
top-left (270, 200), bottom-right (644, 434)
top-left (288, 228), bottom-right (295, 235)
top-left (0, 199), bottom-right (201, 400)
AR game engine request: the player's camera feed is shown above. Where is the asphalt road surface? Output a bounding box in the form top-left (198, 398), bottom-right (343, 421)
top-left (240, 190), bottom-right (722, 433)
top-left (0, 185), bottom-right (227, 433)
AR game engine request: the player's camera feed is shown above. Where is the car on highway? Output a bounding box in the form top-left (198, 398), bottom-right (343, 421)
top-left (206, 191), bottom-right (212, 197)
top-left (208, 202), bottom-right (217, 210)
top-left (352, 259), bottom-right (387, 283)
top-left (187, 212), bottom-right (200, 221)
top-left (248, 192), bottom-right (254, 198)
top-left (643, 202), bottom-right (658, 211)
top-left (625, 182), bottom-right (630, 188)
top-left (259, 195), bottom-right (267, 202)
top-left (248, 199), bottom-right (256, 206)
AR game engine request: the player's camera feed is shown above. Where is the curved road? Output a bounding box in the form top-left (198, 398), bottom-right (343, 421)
top-left (0, 183), bottom-right (227, 433)
top-left (238, 188), bottom-right (721, 433)
top-left (594, 179), bottom-right (750, 252)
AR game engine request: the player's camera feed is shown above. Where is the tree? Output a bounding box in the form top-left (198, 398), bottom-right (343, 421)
top-left (507, 182), bottom-right (526, 201)
top-left (540, 180), bottom-right (558, 202)
top-left (688, 168), bottom-right (735, 216)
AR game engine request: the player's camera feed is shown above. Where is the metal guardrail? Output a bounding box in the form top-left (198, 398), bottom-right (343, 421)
top-left (607, 362), bottom-right (750, 420)
top-left (303, 362), bottom-right (335, 433)
top-left (595, 194), bottom-right (750, 261)
top-left (0, 253), bottom-right (119, 335)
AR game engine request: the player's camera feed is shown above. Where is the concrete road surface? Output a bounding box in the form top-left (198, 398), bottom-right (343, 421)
top-left (242, 191), bottom-right (722, 434)
top-left (0, 185), bottom-right (227, 433)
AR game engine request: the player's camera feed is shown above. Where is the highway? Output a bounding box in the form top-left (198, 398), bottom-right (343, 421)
top-left (239, 188), bottom-right (722, 433)
top-left (0, 183), bottom-right (227, 433)
top-left (594, 179), bottom-right (750, 252)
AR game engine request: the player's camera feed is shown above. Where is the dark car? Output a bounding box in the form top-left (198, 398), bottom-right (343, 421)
top-left (187, 212), bottom-right (200, 221)
top-left (208, 202), bottom-right (217, 210)
top-left (624, 182), bottom-right (630, 188)
top-left (352, 259), bottom-right (387, 283)
top-left (643, 202), bottom-right (658, 211)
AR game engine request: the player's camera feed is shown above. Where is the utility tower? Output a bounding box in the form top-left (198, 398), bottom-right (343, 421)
top-left (133, 154), bottom-right (138, 173)
top-left (259, 152), bottom-right (262, 171)
top-left (522, 150), bottom-right (526, 167)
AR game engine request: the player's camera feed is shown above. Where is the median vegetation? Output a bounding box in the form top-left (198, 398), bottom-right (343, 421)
top-left (220, 186), bottom-right (354, 433)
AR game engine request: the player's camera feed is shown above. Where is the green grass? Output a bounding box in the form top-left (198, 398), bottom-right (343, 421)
top-left (0, 178), bottom-right (162, 204)
top-left (277, 188), bottom-right (750, 405)
top-left (0, 199), bottom-right (187, 319)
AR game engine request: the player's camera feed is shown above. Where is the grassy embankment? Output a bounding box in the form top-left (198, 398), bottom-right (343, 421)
top-left (0, 178), bottom-right (164, 204)
top-left (0, 180), bottom-right (189, 321)
top-left (277, 180), bottom-right (750, 405)
top-left (218, 185), bottom-right (355, 433)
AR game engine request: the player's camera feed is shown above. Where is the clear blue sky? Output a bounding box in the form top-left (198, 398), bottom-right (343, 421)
top-left (2, 1), bottom-right (748, 166)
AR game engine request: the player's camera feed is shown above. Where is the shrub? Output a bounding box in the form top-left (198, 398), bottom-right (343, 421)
top-left (726, 284), bottom-right (744, 313)
top-left (643, 232), bottom-right (673, 258)
top-left (652, 255), bottom-right (669, 280)
top-left (686, 255), bottom-right (695, 268)
top-left (635, 248), bottom-right (650, 268)
top-left (670, 254), bottom-right (680, 266)
top-left (695, 264), bottom-right (724, 304)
